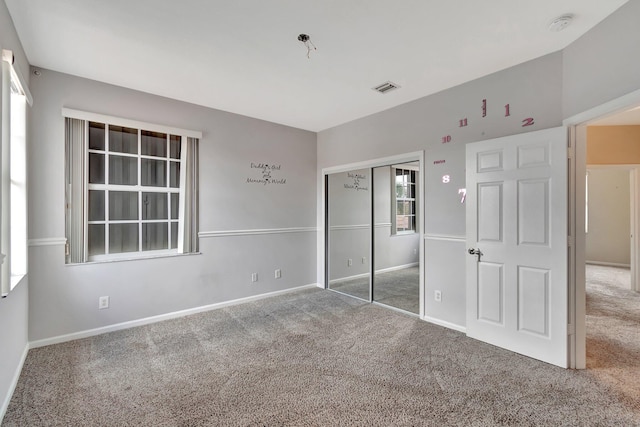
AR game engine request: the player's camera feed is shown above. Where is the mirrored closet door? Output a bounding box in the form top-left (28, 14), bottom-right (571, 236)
top-left (326, 169), bottom-right (371, 301)
top-left (372, 163), bottom-right (420, 314)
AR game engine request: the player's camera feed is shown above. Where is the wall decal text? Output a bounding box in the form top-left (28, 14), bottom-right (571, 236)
top-left (344, 172), bottom-right (368, 191)
top-left (247, 162), bottom-right (287, 185)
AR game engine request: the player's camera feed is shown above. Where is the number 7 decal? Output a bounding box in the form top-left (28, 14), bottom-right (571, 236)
top-left (458, 188), bottom-right (467, 203)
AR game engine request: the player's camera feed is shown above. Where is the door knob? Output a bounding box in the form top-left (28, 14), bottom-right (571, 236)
top-left (468, 248), bottom-right (483, 262)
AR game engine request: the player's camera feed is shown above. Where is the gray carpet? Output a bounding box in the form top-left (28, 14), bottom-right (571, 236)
top-left (330, 266), bottom-right (419, 314)
top-left (3, 283), bottom-right (640, 426)
top-left (585, 264), bottom-right (640, 411)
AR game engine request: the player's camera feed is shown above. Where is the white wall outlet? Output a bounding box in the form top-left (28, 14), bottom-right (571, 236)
top-left (275, 269), bottom-right (281, 279)
top-left (361, 257), bottom-right (366, 264)
top-left (251, 273), bottom-right (258, 282)
top-left (414, 248), bottom-right (417, 255)
top-left (98, 296), bottom-right (109, 310)
top-left (434, 290), bottom-right (442, 302)
top-left (347, 258), bottom-right (353, 267)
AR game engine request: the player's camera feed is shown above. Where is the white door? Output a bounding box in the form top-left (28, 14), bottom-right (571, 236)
top-left (466, 127), bottom-right (568, 368)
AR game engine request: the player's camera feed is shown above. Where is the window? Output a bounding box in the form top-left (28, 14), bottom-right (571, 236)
top-left (1, 49), bottom-right (31, 296)
top-left (64, 111), bottom-right (200, 263)
top-left (393, 167), bottom-right (417, 234)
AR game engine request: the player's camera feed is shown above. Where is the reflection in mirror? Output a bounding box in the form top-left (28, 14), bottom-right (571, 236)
top-left (327, 169), bottom-right (371, 300)
top-left (372, 163), bottom-right (420, 314)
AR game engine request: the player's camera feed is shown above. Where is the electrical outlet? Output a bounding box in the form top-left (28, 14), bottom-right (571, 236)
top-left (275, 269), bottom-right (281, 279)
top-left (434, 290), bottom-right (442, 302)
top-left (361, 257), bottom-right (366, 264)
top-left (98, 296), bottom-right (109, 310)
top-left (347, 259), bottom-right (353, 267)
top-left (414, 248), bottom-right (417, 255)
top-left (251, 273), bottom-right (258, 282)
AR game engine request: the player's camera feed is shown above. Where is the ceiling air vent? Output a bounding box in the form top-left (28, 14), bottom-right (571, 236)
top-left (372, 81), bottom-right (400, 94)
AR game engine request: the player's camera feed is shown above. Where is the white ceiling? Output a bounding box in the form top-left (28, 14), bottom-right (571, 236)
top-left (5, 0), bottom-right (628, 132)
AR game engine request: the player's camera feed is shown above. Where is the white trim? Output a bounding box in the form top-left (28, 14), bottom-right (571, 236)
top-left (328, 224), bottom-right (369, 231)
top-left (61, 108), bottom-right (203, 139)
top-left (328, 223), bottom-right (393, 231)
top-left (423, 316), bottom-right (466, 333)
top-left (28, 237), bottom-right (67, 247)
top-left (66, 251), bottom-right (201, 266)
top-left (199, 227), bottom-right (317, 238)
top-left (1, 49), bottom-right (31, 106)
top-left (425, 234), bottom-right (465, 242)
top-left (0, 343), bottom-right (28, 423)
top-left (328, 272), bottom-right (369, 285)
top-left (586, 261), bottom-right (631, 268)
top-left (375, 262), bottom-right (419, 274)
top-left (586, 164), bottom-right (640, 169)
top-left (29, 283), bottom-right (318, 349)
top-left (563, 88), bottom-right (640, 126)
top-left (322, 151), bottom-right (424, 175)
top-left (329, 263), bottom-right (418, 284)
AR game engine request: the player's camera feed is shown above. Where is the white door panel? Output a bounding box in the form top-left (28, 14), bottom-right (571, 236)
top-left (466, 127), bottom-right (568, 368)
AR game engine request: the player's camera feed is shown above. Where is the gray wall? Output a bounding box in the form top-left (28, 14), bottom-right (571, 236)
top-left (27, 69), bottom-right (317, 342)
top-left (318, 51), bottom-right (564, 328)
top-left (586, 168), bottom-right (631, 266)
top-left (0, 0), bottom-right (29, 418)
top-left (563, 0), bottom-right (640, 118)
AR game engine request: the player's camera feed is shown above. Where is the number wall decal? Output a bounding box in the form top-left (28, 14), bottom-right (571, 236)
top-left (459, 118), bottom-right (468, 127)
top-left (504, 104), bottom-right (510, 117)
top-left (441, 135), bottom-right (451, 143)
top-left (482, 99), bottom-right (487, 117)
top-left (458, 188), bottom-right (467, 203)
top-left (522, 117), bottom-right (535, 127)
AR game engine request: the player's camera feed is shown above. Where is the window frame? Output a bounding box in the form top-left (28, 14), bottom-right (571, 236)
top-left (1, 49), bottom-right (31, 296)
top-left (63, 108), bottom-right (201, 264)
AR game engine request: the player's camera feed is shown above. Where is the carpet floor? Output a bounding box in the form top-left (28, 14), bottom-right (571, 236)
top-left (3, 273), bottom-right (639, 426)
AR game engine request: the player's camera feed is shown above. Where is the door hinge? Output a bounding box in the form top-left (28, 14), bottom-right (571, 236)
top-left (568, 323), bottom-right (575, 335)
top-left (568, 235), bottom-right (574, 247)
top-left (64, 242), bottom-right (70, 256)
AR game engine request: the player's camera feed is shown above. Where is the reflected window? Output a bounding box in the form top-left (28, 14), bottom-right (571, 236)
top-left (393, 167), bottom-right (417, 234)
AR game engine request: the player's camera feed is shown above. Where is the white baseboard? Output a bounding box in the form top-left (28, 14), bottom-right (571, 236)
top-left (423, 315), bottom-right (466, 334)
top-left (328, 263), bottom-right (419, 285)
top-left (0, 343), bottom-right (29, 424)
top-left (586, 261), bottom-right (630, 268)
top-left (29, 283), bottom-right (319, 349)
top-left (375, 262), bottom-right (419, 274)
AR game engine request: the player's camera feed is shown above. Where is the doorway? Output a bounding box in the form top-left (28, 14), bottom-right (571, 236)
top-left (566, 91), bottom-right (640, 370)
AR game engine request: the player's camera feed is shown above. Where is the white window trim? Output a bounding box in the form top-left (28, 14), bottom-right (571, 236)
top-left (62, 108), bottom-right (202, 139)
top-left (1, 49), bottom-right (30, 296)
top-left (64, 110), bottom-right (200, 264)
